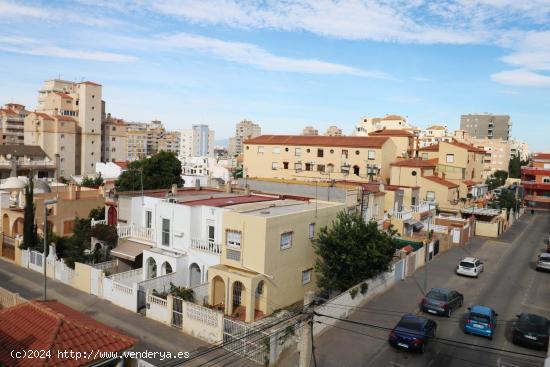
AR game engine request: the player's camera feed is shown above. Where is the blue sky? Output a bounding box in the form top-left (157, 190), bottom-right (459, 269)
top-left (0, 0), bottom-right (549, 151)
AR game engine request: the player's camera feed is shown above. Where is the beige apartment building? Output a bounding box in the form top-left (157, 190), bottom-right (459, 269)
top-left (470, 138), bottom-right (510, 178)
top-left (0, 104), bottom-right (29, 145)
top-left (36, 79), bottom-right (102, 175)
top-left (325, 125), bottom-right (343, 136)
top-left (158, 131), bottom-right (181, 155)
top-left (228, 119), bottom-right (261, 156)
top-left (126, 120), bottom-right (179, 161)
top-left (243, 135), bottom-right (399, 184)
top-left (24, 112), bottom-right (77, 178)
top-left (180, 124), bottom-right (214, 158)
top-left (101, 114), bottom-right (128, 163)
top-left (302, 126), bottom-right (319, 136)
top-left (353, 115), bottom-right (419, 136)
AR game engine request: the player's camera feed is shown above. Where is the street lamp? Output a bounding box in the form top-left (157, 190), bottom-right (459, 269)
top-left (424, 202), bottom-right (436, 294)
top-left (43, 198), bottom-right (57, 301)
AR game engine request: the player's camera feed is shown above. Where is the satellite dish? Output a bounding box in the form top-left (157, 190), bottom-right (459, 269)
top-left (6, 154), bottom-right (11, 159)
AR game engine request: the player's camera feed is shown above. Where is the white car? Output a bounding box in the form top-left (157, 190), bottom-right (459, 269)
top-left (456, 257), bottom-right (484, 278)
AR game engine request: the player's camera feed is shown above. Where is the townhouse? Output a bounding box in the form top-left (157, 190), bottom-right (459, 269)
top-left (521, 153), bottom-right (550, 210)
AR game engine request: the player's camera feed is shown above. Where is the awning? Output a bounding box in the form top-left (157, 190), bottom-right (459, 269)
top-left (110, 239), bottom-right (152, 261)
top-left (403, 218), bottom-right (416, 225)
top-left (412, 221), bottom-right (424, 231)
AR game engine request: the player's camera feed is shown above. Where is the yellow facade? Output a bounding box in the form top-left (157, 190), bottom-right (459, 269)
top-left (208, 199), bottom-right (345, 322)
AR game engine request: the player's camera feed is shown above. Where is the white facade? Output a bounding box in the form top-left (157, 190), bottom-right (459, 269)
top-left (180, 125), bottom-right (215, 158)
top-left (509, 139), bottom-right (530, 161)
top-left (353, 115), bottom-right (418, 136)
top-left (180, 156), bottom-right (231, 187)
top-left (95, 162), bottom-right (124, 180)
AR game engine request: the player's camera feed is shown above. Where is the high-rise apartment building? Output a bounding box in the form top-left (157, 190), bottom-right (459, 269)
top-left (0, 104), bottom-right (29, 145)
top-left (325, 125), bottom-right (343, 136)
top-left (180, 124), bottom-right (215, 158)
top-left (34, 79), bottom-right (102, 175)
top-left (510, 139), bottom-right (530, 161)
top-left (302, 126), bottom-right (319, 136)
top-left (228, 119), bottom-right (261, 156)
top-left (470, 138), bottom-right (510, 178)
top-left (126, 120), bottom-right (179, 161)
top-left (101, 113), bottom-right (128, 163)
top-left (460, 114), bottom-right (511, 140)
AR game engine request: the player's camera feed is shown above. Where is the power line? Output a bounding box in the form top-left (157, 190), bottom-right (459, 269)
top-left (314, 312), bottom-right (544, 360)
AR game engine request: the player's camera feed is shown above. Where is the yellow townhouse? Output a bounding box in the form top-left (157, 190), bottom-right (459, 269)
top-left (207, 196), bottom-right (345, 322)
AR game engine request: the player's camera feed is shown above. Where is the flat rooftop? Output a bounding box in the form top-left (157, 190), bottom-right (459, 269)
top-left (229, 199), bottom-right (337, 217)
top-left (181, 194), bottom-right (278, 207)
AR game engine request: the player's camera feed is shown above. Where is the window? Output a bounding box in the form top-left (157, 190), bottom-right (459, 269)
top-left (226, 249), bottom-right (241, 261)
top-left (295, 148), bottom-right (301, 156)
top-left (317, 149), bottom-right (324, 157)
top-left (272, 162), bottom-right (278, 170)
top-left (60, 146), bottom-right (65, 151)
top-left (543, 177), bottom-right (550, 183)
top-left (309, 223), bottom-right (315, 239)
top-left (317, 164), bottom-right (325, 172)
top-left (145, 210), bottom-right (152, 229)
top-left (272, 147), bottom-right (280, 154)
top-left (208, 225), bottom-right (215, 243)
top-left (61, 134), bottom-right (65, 139)
top-left (294, 163), bottom-right (302, 171)
top-left (112, 137), bottom-right (116, 141)
top-left (426, 191), bottom-right (435, 201)
top-left (227, 230), bottom-right (241, 249)
top-left (162, 218), bottom-right (170, 246)
top-left (257, 146), bottom-right (264, 153)
top-left (302, 269), bottom-right (312, 285)
top-left (355, 150), bottom-right (360, 155)
top-left (112, 126), bottom-right (116, 131)
top-left (280, 231), bottom-right (293, 250)
top-left (446, 154), bottom-right (455, 163)
top-left (305, 163), bottom-right (313, 171)
top-left (368, 150), bottom-right (375, 160)
top-left (421, 153), bottom-right (428, 160)
top-left (341, 150), bottom-right (348, 159)
top-left (330, 149), bottom-right (334, 154)
top-left (283, 162), bottom-right (289, 169)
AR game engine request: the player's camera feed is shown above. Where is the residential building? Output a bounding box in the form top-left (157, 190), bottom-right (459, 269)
top-left (24, 112), bottom-right (78, 178)
top-left (208, 197), bottom-right (345, 322)
top-left (158, 131), bottom-right (181, 155)
top-left (126, 120), bottom-right (179, 161)
top-left (460, 114), bottom-right (511, 140)
top-left (101, 113), bottom-right (128, 163)
top-left (1, 182), bottom-right (104, 237)
top-left (126, 125), bottom-right (148, 161)
top-left (325, 125), bottom-right (343, 136)
top-left (228, 120), bottom-right (261, 156)
top-left (180, 156), bottom-right (231, 187)
top-left (510, 139), bottom-right (530, 161)
top-left (0, 103), bottom-right (29, 145)
top-left (368, 129), bottom-right (416, 158)
top-left (470, 138), bottom-right (510, 178)
top-left (418, 125), bottom-right (454, 148)
top-left (0, 145), bottom-right (56, 179)
top-left (0, 300), bottom-right (136, 367)
top-left (353, 115), bottom-right (419, 136)
top-left (36, 79), bottom-right (102, 175)
top-left (302, 126), bottom-right (319, 136)
top-left (242, 135), bottom-right (400, 184)
top-left (180, 124), bottom-right (214, 158)
top-left (521, 153), bottom-right (550, 209)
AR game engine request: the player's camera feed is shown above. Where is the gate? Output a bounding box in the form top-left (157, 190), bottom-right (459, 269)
top-left (172, 297), bottom-right (183, 328)
top-left (406, 253), bottom-right (416, 277)
top-left (1, 234), bottom-right (15, 261)
top-left (223, 317), bottom-right (270, 365)
top-left (394, 259), bottom-right (404, 281)
top-left (137, 290), bottom-right (146, 312)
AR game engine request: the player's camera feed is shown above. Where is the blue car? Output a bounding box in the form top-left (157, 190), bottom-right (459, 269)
top-left (389, 314), bottom-right (437, 353)
top-left (464, 305), bottom-right (498, 339)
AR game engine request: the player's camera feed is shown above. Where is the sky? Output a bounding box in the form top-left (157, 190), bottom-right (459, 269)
top-left (0, 0), bottom-right (549, 151)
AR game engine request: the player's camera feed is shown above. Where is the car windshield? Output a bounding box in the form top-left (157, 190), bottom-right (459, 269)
top-left (426, 291), bottom-right (447, 301)
top-left (470, 313), bottom-right (490, 324)
top-left (519, 316), bottom-right (548, 333)
top-left (540, 256), bottom-right (550, 263)
top-left (397, 319), bottom-right (424, 332)
top-left (460, 261), bottom-right (475, 268)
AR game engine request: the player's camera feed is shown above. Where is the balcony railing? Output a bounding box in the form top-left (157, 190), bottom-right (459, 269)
top-left (91, 219), bottom-right (107, 227)
top-left (410, 201), bottom-right (434, 213)
top-left (191, 238), bottom-right (221, 255)
top-left (117, 224), bottom-right (155, 243)
top-left (393, 210), bottom-right (413, 220)
top-left (521, 181), bottom-right (550, 190)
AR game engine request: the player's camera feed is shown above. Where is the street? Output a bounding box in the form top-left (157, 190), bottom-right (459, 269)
top-left (312, 211), bottom-right (550, 367)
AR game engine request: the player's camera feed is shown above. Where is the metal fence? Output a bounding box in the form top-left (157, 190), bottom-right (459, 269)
top-left (222, 317), bottom-right (270, 365)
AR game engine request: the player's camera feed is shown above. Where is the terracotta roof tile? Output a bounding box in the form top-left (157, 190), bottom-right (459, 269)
top-left (419, 143), bottom-right (439, 152)
top-left (0, 108), bottom-right (17, 115)
top-left (244, 135), bottom-right (389, 148)
top-left (53, 115), bottom-right (76, 122)
top-left (391, 158), bottom-right (436, 167)
top-left (447, 141), bottom-right (486, 154)
top-left (32, 112), bottom-right (53, 120)
top-left (422, 175), bottom-right (459, 188)
top-left (114, 161), bottom-right (129, 169)
top-left (380, 114), bottom-right (405, 120)
top-left (183, 195), bottom-right (276, 207)
top-left (0, 301), bottom-right (136, 367)
top-left (462, 180), bottom-right (481, 187)
top-left (368, 129), bottom-right (414, 137)
top-left (426, 125), bottom-right (446, 130)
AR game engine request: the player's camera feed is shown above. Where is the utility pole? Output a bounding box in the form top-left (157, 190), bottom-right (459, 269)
top-left (299, 291), bottom-right (315, 367)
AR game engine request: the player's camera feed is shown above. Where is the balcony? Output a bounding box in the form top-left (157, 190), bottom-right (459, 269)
top-left (117, 224), bottom-right (155, 244)
top-left (524, 195), bottom-right (550, 203)
top-left (521, 181), bottom-right (550, 190)
top-left (410, 201), bottom-right (435, 213)
top-left (191, 238), bottom-right (221, 255)
top-left (521, 167), bottom-right (550, 176)
top-left (393, 210), bottom-right (413, 221)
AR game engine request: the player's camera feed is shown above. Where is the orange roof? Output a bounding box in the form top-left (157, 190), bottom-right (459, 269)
top-left (462, 180), bottom-right (481, 187)
top-left (418, 141), bottom-right (485, 154)
top-left (0, 108), bottom-right (17, 115)
top-left (32, 112), bottom-right (53, 120)
top-left (114, 161), bottom-right (129, 169)
top-left (244, 135), bottom-right (389, 148)
top-left (53, 115), bottom-right (76, 122)
top-left (422, 175), bottom-right (459, 188)
top-left (426, 125), bottom-right (446, 130)
top-left (391, 158), bottom-right (436, 168)
top-left (368, 129), bottom-right (414, 137)
top-left (419, 143), bottom-right (439, 152)
top-left (0, 300), bottom-right (137, 367)
top-left (78, 81), bottom-right (102, 87)
top-left (381, 114), bottom-right (405, 120)
top-left (54, 91), bottom-right (73, 99)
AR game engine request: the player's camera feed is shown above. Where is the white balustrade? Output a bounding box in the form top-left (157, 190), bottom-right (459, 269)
top-left (91, 218), bottom-right (107, 227)
top-left (191, 238), bottom-right (221, 254)
top-left (117, 224), bottom-right (155, 243)
top-left (394, 210), bottom-right (413, 220)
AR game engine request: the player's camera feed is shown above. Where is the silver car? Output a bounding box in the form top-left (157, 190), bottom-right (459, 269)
top-left (536, 253), bottom-right (550, 272)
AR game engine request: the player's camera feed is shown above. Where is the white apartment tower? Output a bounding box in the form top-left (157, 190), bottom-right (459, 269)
top-left (36, 79), bottom-right (102, 175)
top-left (180, 124), bottom-right (215, 158)
top-left (228, 119), bottom-right (261, 156)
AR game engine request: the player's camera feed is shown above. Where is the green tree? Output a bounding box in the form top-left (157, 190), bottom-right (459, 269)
top-left (115, 151), bottom-right (183, 192)
top-left (232, 167), bottom-right (244, 179)
top-left (88, 207), bottom-right (105, 221)
top-left (62, 217), bottom-right (91, 268)
top-left (508, 156), bottom-right (529, 179)
top-left (313, 211), bottom-right (397, 292)
top-left (81, 173), bottom-right (104, 188)
top-left (21, 176), bottom-right (39, 250)
top-left (485, 170), bottom-right (508, 190)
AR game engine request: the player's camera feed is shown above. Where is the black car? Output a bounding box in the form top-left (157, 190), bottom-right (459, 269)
top-left (512, 313), bottom-right (549, 350)
top-left (420, 288), bottom-right (464, 317)
top-left (388, 314), bottom-right (437, 353)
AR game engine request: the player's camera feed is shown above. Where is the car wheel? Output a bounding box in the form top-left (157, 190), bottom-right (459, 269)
top-left (447, 308), bottom-right (452, 318)
top-left (488, 334), bottom-right (493, 341)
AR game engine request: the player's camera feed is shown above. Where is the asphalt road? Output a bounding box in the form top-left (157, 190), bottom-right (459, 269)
top-left (312, 211), bottom-right (550, 367)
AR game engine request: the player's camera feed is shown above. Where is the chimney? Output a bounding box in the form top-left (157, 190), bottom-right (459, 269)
top-left (68, 182), bottom-right (76, 200)
top-left (171, 184), bottom-right (177, 196)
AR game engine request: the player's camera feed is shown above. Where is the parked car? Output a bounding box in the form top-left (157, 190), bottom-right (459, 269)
top-left (456, 257), bottom-right (484, 278)
top-left (464, 305), bottom-right (498, 339)
top-left (512, 313), bottom-right (549, 350)
top-left (536, 252), bottom-right (550, 272)
top-left (420, 288), bottom-right (464, 317)
top-left (388, 314), bottom-right (437, 353)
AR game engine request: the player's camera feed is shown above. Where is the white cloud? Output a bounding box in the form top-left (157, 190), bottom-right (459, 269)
top-left (156, 33), bottom-right (390, 78)
top-left (491, 69), bottom-right (550, 87)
